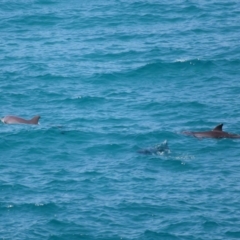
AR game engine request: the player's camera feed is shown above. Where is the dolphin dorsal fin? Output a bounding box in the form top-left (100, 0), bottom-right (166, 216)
top-left (29, 115), bottom-right (41, 125)
top-left (213, 123), bottom-right (223, 131)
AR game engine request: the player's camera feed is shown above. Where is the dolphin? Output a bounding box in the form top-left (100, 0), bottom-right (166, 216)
top-left (1, 115), bottom-right (40, 125)
top-left (138, 140), bottom-right (170, 155)
top-left (182, 123), bottom-right (240, 139)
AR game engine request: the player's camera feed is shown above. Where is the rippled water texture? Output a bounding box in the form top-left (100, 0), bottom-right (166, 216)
top-left (1, 0), bottom-right (240, 239)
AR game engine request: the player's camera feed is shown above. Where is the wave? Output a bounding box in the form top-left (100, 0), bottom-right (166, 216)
top-left (92, 58), bottom-right (240, 81)
top-left (142, 230), bottom-right (179, 240)
top-left (0, 201), bottom-right (58, 212)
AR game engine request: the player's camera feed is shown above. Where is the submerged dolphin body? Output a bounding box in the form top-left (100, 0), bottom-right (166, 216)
top-left (1, 115), bottom-right (40, 125)
top-left (138, 140), bottom-right (170, 155)
top-left (182, 124), bottom-right (240, 139)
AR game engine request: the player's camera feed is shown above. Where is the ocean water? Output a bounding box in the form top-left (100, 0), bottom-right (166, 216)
top-left (1, 0), bottom-right (240, 239)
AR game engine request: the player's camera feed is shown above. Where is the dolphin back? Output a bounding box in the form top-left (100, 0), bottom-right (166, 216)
top-left (1, 115), bottom-right (41, 125)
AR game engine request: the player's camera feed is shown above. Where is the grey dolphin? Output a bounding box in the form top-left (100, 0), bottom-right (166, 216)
top-left (138, 140), bottom-right (170, 155)
top-left (182, 124), bottom-right (240, 139)
top-left (1, 115), bottom-right (40, 125)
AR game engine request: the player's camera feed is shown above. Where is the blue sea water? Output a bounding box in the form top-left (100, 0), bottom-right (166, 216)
top-left (1, 0), bottom-right (240, 239)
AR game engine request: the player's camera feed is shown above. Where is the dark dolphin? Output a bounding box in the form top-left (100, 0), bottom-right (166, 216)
top-left (182, 124), bottom-right (240, 139)
top-left (1, 115), bottom-right (40, 125)
top-left (138, 140), bottom-right (170, 155)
